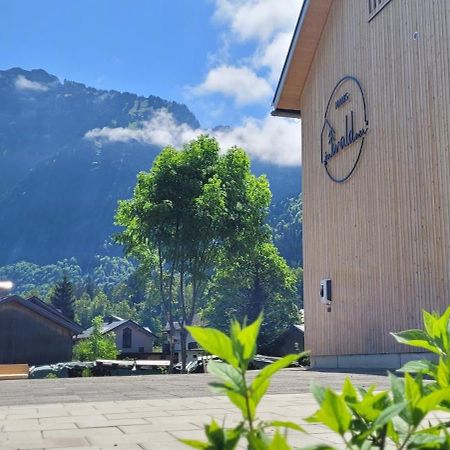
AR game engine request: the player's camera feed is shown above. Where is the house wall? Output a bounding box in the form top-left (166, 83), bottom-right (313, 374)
top-left (300, 0), bottom-right (450, 367)
top-left (0, 302), bottom-right (73, 365)
top-left (173, 330), bottom-right (196, 353)
top-left (111, 323), bottom-right (154, 354)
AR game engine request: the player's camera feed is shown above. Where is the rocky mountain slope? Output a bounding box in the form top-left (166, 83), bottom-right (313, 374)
top-left (0, 68), bottom-right (300, 267)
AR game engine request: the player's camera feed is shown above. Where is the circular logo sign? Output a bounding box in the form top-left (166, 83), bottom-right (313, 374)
top-left (321, 76), bottom-right (369, 183)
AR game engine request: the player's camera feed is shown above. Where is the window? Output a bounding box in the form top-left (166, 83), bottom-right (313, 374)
top-left (188, 341), bottom-right (197, 350)
top-left (368, 0), bottom-right (393, 21)
top-left (123, 327), bottom-right (132, 349)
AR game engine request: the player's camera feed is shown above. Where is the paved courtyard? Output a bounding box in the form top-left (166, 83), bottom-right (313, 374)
top-left (0, 369), bottom-right (400, 449)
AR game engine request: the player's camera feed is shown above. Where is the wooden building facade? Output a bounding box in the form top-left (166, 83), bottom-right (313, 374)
top-left (273, 0), bottom-right (450, 368)
top-left (0, 296), bottom-right (83, 366)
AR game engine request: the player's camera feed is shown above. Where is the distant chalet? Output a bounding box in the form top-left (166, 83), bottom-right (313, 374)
top-left (76, 315), bottom-right (157, 357)
top-left (0, 295), bottom-right (83, 366)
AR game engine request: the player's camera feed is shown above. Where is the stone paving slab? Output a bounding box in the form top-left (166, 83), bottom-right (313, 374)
top-left (0, 369), bottom-right (413, 449)
top-left (0, 393), bottom-right (337, 449)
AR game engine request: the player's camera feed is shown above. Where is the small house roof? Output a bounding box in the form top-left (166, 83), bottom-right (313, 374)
top-left (272, 0), bottom-right (333, 117)
top-left (77, 317), bottom-right (157, 339)
top-left (164, 313), bottom-right (204, 332)
top-left (0, 295), bottom-right (83, 334)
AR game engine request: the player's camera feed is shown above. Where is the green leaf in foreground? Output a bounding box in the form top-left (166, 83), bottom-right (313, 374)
top-left (207, 361), bottom-right (244, 393)
top-left (371, 402), bottom-right (407, 430)
top-left (267, 420), bottom-right (304, 432)
top-left (397, 359), bottom-right (437, 375)
top-left (390, 329), bottom-right (440, 355)
top-left (310, 381), bottom-right (326, 405)
top-left (237, 314), bottom-right (262, 362)
top-left (187, 326), bottom-right (239, 367)
top-left (307, 389), bottom-right (352, 435)
top-left (251, 353), bottom-right (302, 406)
top-left (267, 431), bottom-right (292, 450)
top-left (179, 439), bottom-right (210, 449)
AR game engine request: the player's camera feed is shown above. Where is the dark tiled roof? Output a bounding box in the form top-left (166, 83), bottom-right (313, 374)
top-left (0, 295), bottom-right (83, 333)
top-left (77, 318), bottom-right (157, 339)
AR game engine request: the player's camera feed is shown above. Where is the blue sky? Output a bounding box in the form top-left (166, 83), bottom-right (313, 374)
top-left (1, 0), bottom-right (303, 165)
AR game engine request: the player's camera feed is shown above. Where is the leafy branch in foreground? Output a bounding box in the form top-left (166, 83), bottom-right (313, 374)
top-left (391, 307), bottom-right (450, 405)
top-left (181, 308), bottom-right (450, 449)
top-left (181, 314), bottom-right (306, 449)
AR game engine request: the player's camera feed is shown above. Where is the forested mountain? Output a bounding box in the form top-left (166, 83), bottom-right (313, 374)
top-left (270, 195), bottom-right (303, 268)
top-left (0, 68), bottom-right (300, 267)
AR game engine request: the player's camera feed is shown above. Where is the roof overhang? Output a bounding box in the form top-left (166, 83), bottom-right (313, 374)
top-left (0, 295), bottom-right (83, 334)
top-left (272, 0), bottom-right (333, 118)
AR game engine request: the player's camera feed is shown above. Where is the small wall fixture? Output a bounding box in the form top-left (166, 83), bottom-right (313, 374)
top-left (320, 278), bottom-right (332, 306)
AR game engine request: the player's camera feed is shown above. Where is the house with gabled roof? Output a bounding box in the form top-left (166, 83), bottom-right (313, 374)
top-left (163, 314), bottom-right (204, 363)
top-left (76, 315), bottom-right (157, 356)
top-left (0, 295), bottom-right (83, 365)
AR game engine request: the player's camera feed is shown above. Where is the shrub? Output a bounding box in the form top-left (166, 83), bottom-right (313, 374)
top-left (45, 373), bottom-right (58, 379)
top-left (182, 308), bottom-right (450, 449)
top-left (73, 316), bottom-right (118, 361)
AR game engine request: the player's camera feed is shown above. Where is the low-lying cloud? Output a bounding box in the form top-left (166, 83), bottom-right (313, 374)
top-left (15, 75), bottom-right (49, 92)
top-left (85, 109), bottom-right (300, 166)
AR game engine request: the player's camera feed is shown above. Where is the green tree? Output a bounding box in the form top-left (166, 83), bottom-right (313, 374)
top-left (111, 300), bottom-right (139, 322)
top-left (49, 274), bottom-right (75, 320)
top-left (115, 135), bottom-right (271, 372)
top-left (74, 290), bottom-right (112, 328)
top-left (73, 316), bottom-right (118, 361)
top-left (203, 242), bottom-right (300, 350)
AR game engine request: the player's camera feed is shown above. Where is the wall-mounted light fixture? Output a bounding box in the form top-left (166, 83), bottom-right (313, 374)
top-left (0, 280), bottom-right (14, 292)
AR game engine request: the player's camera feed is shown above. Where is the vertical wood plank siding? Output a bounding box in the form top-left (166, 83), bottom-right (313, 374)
top-left (301, 0), bottom-right (450, 356)
top-left (0, 303), bottom-right (73, 365)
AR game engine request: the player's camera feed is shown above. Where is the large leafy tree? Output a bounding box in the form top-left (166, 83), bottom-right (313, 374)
top-left (115, 135), bottom-right (271, 371)
top-left (49, 274), bottom-right (76, 320)
top-left (203, 242), bottom-right (300, 351)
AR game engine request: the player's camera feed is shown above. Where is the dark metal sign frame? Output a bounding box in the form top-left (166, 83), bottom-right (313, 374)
top-left (321, 76), bottom-right (369, 183)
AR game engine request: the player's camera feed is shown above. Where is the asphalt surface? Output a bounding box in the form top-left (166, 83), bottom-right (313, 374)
top-left (0, 368), bottom-right (391, 406)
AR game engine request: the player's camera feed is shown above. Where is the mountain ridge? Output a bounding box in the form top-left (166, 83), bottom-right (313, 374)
top-left (0, 68), bottom-right (300, 267)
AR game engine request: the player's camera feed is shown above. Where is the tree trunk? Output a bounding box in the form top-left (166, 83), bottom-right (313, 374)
top-left (168, 327), bottom-right (176, 374)
top-left (180, 327), bottom-right (188, 374)
top-left (248, 271), bottom-right (265, 322)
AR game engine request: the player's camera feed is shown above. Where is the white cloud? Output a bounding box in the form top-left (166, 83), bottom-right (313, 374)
top-left (192, 65), bottom-right (272, 105)
top-left (86, 109), bottom-right (300, 166)
top-left (85, 109), bottom-right (199, 148)
top-left (214, 0), bottom-right (300, 42)
top-left (190, 1), bottom-right (302, 107)
top-left (253, 31), bottom-right (292, 82)
top-left (214, 114), bottom-right (301, 166)
top-left (14, 75), bottom-right (49, 92)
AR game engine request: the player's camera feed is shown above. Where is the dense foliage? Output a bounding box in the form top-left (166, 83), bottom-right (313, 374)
top-left (0, 256), bottom-right (135, 298)
top-left (73, 316), bottom-right (119, 361)
top-left (116, 135), bottom-right (291, 370)
top-left (0, 256), bottom-right (162, 334)
top-left (203, 242), bottom-right (301, 350)
top-left (184, 307), bottom-right (450, 449)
